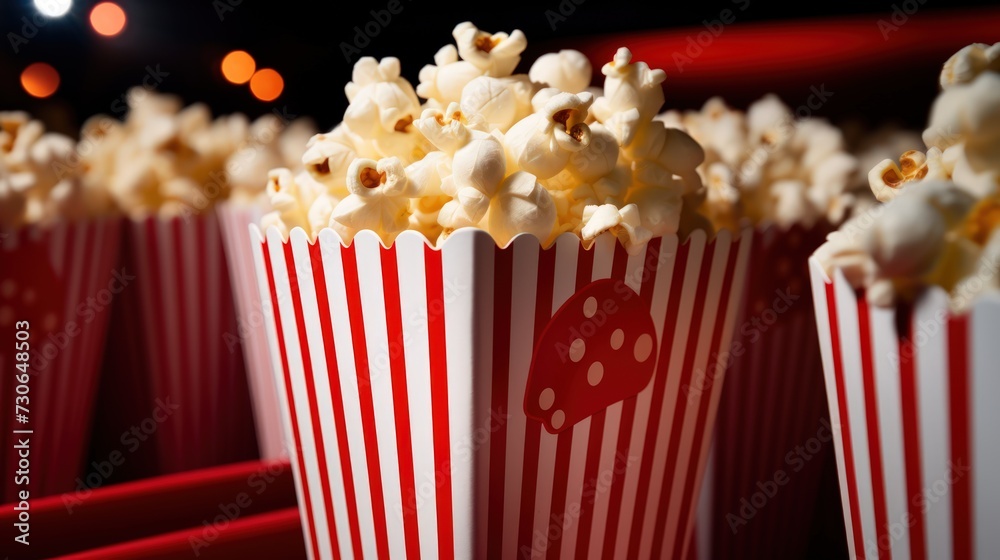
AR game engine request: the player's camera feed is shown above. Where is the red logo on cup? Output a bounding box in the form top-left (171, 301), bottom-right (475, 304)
top-left (525, 279), bottom-right (658, 434)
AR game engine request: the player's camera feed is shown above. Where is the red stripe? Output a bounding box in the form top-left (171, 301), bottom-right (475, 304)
top-left (600, 238), bottom-right (662, 559)
top-left (380, 245), bottom-right (422, 558)
top-left (516, 246), bottom-right (557, 556)
top-left (626, 239), bottom-right (691, 559)
top-left (896, 307), bottom-right (927, 560)
top-left (340, 243), bottom-right (391, 559)
top-left (487, 247), bottom-right (514, 560)
top-left (825, 282), bottom-right (867, 560)
top-left (425, 245), bottom-right (454, 560)
top-left (261, 240), bottom-right (321, 560)
top-left (649, 239), bottom-right (717, 556)
top-left (672, 238), bottom-right (740, 560)
top-left (544, 242), bottom-right (595, 559)
top-left (309, 241), bottom-right (364, 558)
top-left (171, 220), bottom-right (195, 469)
top-left (858, 297), bottom-right (892, 560)
top-left (947, 315), bottom-right (972, 560)
top-left (284, 242), bottom-right (341, 559)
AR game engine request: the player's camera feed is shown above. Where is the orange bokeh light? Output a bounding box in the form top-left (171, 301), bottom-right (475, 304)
top-left (221, 51), bottom-right (256, 85)
top-left (90, 3), bottom-right (126, 37)
top-left (250, 69), bottom-right (283, 102)
top-left (20, 63), bottom-right (60, 98)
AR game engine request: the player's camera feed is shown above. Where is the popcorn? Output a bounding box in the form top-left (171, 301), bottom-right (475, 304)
top-left (453, 22), bottom-right (527, 77)
top-left (505, 91), bottom-right (594, 180)
top-left (227, 115), bottom-right (317, 203)
top-left (816, 43), bottom-right (1000, 308)
top-left (580, 203), bottom-right (651, 254)
top-left (263, 22), bottom-right (715, 253)
top-left (939, 42), bottom-right (1000, 89)
top-left (261, 168), bottom-right (316, 238)
top-left (0, 112), bottom-right (112, 229)
top-left (529, 50), bottom-right (592, 94)
top-left (330, 157), bottom-right (422, 242)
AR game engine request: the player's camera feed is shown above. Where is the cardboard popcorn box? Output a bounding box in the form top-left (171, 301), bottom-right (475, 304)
top-left (692, 223), bottom-right (834, 560)
top-left (0, 218), bottom-right (122, 501)
top-left (218, 200), bottom-right (288, 460)
top-left (98, 213), bottom-right (258, 476)
top-left (251, 226), bottom-right (751, 559)
top-left (809, 258), bottom-right (999, 560)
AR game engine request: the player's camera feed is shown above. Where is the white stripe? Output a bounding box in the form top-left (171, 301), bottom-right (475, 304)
top-left (292, 230), bottom-right (354, 559)
top-left (972, 295), bottom-right (1000, 558)
top-left (914, 289), bottom-right (952, 560)
top-left (351, 231), bottom-right (406, 560)
top-left (638, 230), bottom-right (706, 560)
top-left (833, 270), bottom-right (878, 559)
top-left (265, 227), bottom-right (325, 559)
top-left (501, 236), bottom-right (539, 560)
top-left (664, 230), bottom-right (729, 557)
top-left (440, 229), bottom-right (488, 559)
top-left (810, 261), bottom-right (857, 558)
top-left (529, 234), bottom-right (579, 557)
top-left (871, 301), bottom-right (910, 559)
top-left (468, 233), bottom-right (496, 560)
top-left (615, 235), bottom-right (678, 560)
top-left (395, 232), bottom-right (439, 558)
top-left (321, 228), bottom-right (379, 559)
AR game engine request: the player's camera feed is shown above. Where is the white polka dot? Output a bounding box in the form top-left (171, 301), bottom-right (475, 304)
top-left (551, 410), bottom-right (565, 430)
top-left (539, 388), bottom-right (555, 411)
top-left (569, 338), bottom-right (586, 362)
top-left (1, 280), bottom-right (15, 298)
top-left (583, 296), bottom-right (598, 318)
top-left (610, 328), bottom-right (625, 350)
top-left (634, 333), bottom-right (653, 362)
top-left (588, 361), bottom-right (604, 386)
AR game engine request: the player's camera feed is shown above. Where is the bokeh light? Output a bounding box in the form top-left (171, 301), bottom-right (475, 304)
top-left (221, 51), bottom-right (256, 85)
top-left (34, 0), bottom-right (71, 17)
top-left (20, 63), bottom-right (60, 98)
top-left (90, 3), bottom-right (126, 37)
top-left (249, 69), bottom-right (283, 101)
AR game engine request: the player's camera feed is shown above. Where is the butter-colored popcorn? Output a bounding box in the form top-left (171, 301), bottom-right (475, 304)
top-left (940, 42), bottom-right (1000, 89)
top-left (441, 135), bottom-right (508, 226)
top-left (624, 169), bottom-right (685, 237)
top-left (417, 45), bottom-right (485, 107)
top-left (261, 168), bottom-right (316, 238)
top-left (330, 157), bottom-right (421, 241)
top-left (566, 122), bottom-right (619, 183)
top-left (453, 22), bottom-right (527, 77)
top-left (529, 50), bottom-right (592, 94)
top-left (487, 171), bottom-right (556, 246)
top-left (227, 116), bottom-right (317, 203)
top-left (627, 120), bottom-right (705, 193)
top-left (505, 91), bottom-right (594, 179)
top-left (302, 125), bottom-right (363, 197)
top-left (580, 203), bottom-right (651, 254)
top-left (414, 103), bottom-right (487, 155)
top-left (592, 48), bottom-right (666, 127)
top-left (868, 150), bottom-right (934, 202)
top-left (460, 76), bottom-right (534, 133)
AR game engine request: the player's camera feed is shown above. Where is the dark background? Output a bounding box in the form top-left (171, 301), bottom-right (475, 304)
top-left (2, 0), bottom-right (999, 138)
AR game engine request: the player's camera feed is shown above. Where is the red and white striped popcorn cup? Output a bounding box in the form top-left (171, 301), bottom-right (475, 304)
top-left (692, 223), bottom-right (834, 560)
top-left (0, 218), bottom-right (122, 501)
top-left (251, 225), bottom-right (751, 560)
top-left (217, 200), bottom-right (288, 460)
top-left (809, 258), bottom-right (999, 559)
top-left (101, 213), bottom-right (258, 475)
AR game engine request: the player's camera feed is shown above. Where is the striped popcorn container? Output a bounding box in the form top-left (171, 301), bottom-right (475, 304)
top-left (0, 218), bottom-right (122, 501)
top-left (251, 225), bottom-right (751, 559)
top-left (692, 223), bottom-right (834, 560)
top-left (99, 213), bottom-right (258, 475)
top-left (809, 259), bottom-right (999, 559)
top-left (217, 200), bottom-right (288, 459)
